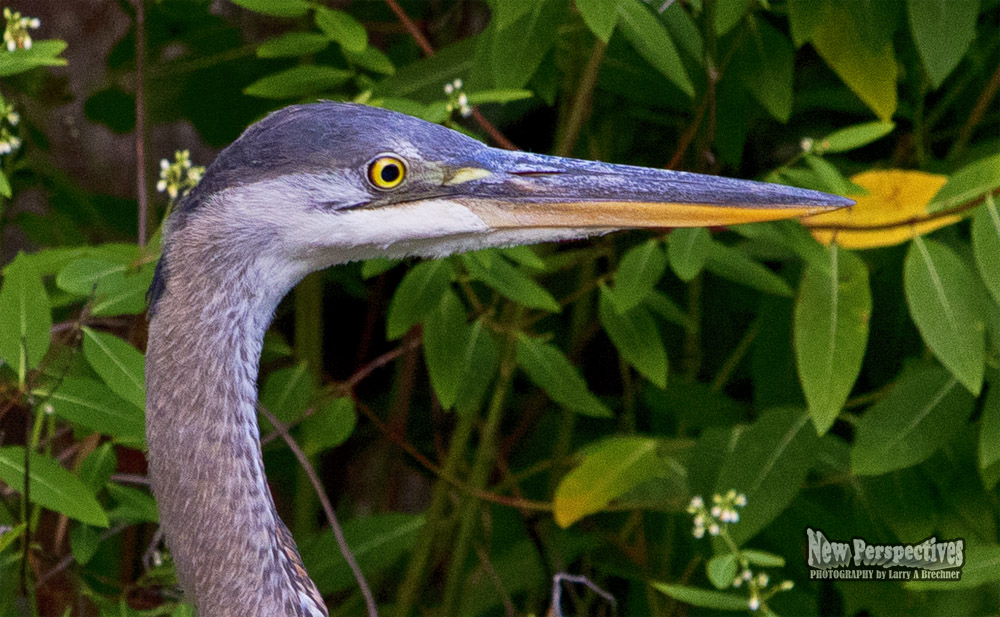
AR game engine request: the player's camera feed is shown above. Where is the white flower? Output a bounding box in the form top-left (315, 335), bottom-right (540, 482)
top-left (708, 524), bottom-right (720, 536)
top-left (756, 573), bottom-right (769, 587)
top-left (800, 137), bottom-right (814, 153)
top-left (453, 78), bottom-right (462, 89)
top-left (160, 158), bottom-right (170, 170)
top-left (735, 493), bottom-right (747, 507)
top-left (779, 580), bottom-right (794, 591)
top-left (748, 595), bottom-right (760, 611)
top-left (692, 526), bottom-right (705, 539)
top-left (156, 179), bottom-right (167, 192)
top-left (43, 403), bottom-right (54, 415)
top-left (742, 569), bottom-right (753, 581)
top-left (689, 496), bottom-right (704, 510)
top-left (710, 505), bottom-right (722, 518)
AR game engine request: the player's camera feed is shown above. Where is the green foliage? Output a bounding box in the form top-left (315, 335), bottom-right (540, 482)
top-left (2, 0), bottom-right (1000, 615)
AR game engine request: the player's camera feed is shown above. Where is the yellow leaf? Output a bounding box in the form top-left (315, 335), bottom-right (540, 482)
top-left (802, 170), bottom-right (958, 249)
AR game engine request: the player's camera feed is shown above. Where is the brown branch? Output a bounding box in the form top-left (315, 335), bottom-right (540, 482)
top-left (257, 405), bottom-right (379, 617)
top-left (949, 61), bottom-right (1000, 160)
top-left (384, 0), bottom-right (519, 151)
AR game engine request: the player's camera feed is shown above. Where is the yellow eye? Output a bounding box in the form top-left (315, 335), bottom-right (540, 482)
top-left (367, 155), bottom-right (406, 189)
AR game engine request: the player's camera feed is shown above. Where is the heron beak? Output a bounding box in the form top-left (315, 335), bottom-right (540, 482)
top-left (448, 150), bottom-right (852, 229)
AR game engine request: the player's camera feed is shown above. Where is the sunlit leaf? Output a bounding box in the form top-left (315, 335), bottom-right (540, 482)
top-left (346, 46), bottom-right (395, 75)
top-left (598, 288), bottom-right (667, 388)
top-left (802, 170), bottom-right (955, 249)
top-left (81, 327), bottom-right (146, 409)
top-left (553, 436), bottom-right (662, 527)
top-left (0, 253), bottom-right (51, 382)
top-left (465, 89), bottom-right (534, 105)
top-left (315, 7), bottom-right (367, 54)
top-left (810, 2), bottom-right (897, 121)
top-left (617, 0), bottom-right (694, 97)
top-left (904, 238), bottom-right (985, 395)
top-left (0, 40), bottom-right (67, 77)
top-left (820, 121), bottom-right (895, 153)
top-left (243, 65), bottom-right (352, 99)
top-left (77, 443), bottom-right (116, 494)
top-left (795, 247), bottom-right (871, 434)
top-left (490, 0), bottom-right (565, 89)
top-left (668, 227), bottom-right (710, 282)
top-left (423, 291), bottom-right (469, 409)
top-left (803, 154), bottom-right (857, 196)
top-left (715, 408), bottom-right (819, 545)
top-left (651, 583), bottom-right (748, 611)
top-left (302, 513), bottom-right (425, 595)
top-left (0, 523), bottom-right (24, 555)
top-left (0, 447), bottom-right (108, 527)
top-left (36, 378), bottom-right (145, 447)
top-left (609, 239), bottom-right (668, 312)
top-left (257, 32), bottom-right (330, 58)
top-left (576, 0), bottom-right (618, 42)
top-left (230, 0), bottom-right (309, 17)
top-left (742, 549), bottom-right (785, 567)
top-left (787, 0), bottom-right (822, 46)
top-left (907, 0), bottom-right (979, 88)
top-left (704, 242), bottom-right (793, 297)
top-left (852, 365), bottom-right (976, 475)
top-left (973, 196), bottom-right (1000, 306)
top-left (516, 334), bottom-right (612, 418)
top-left (929, 152), bottom-right (1000, 212)
top-left (107, 484), bottom-right (159, 524)
top-left (714, 0), bottom-right (752, 35)
top-left (0, 171), bottom-right (10, 198)
top-left (454, 320), bottom-right (501, 416)
top-left (386, 259), bottom-right (453, 339)
top-left (979, 382), bottom-right (1000, 489)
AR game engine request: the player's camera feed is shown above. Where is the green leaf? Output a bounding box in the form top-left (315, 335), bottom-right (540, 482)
top-left (301, 397), bottom-right (356, 455)
top-left (852, 365), bottom-right (976, 475)
top-left (803, 154), bottom-right (858, 196)
top-left (651, 583), bottom-right (748, 611)
top-left (81, 327), bottom-right (146, 409)
top-left (715, 408), bottom-right (820, 545)
top-left (0, 253), bottom-right (51, 382)
top-left (617, 0), bottom-right (694, 97)
top-left (260, 362), bottom-right (315, 424)
top-left (57, 257), bottom-right (154, 316)
top-left (787, 0), bottom-right (823, 46)
top-left (492, 0), bottom-right (534, 29)
top-left (973, 197), bottom-right (1000, 306)
top-left (714, 0), bottom-right (752, 35)
top-left (705, 242), bottom-right (793, 297)
top-left (731, 21), bottom-right (794, 122)
top-left (553, 436), bottom-right (663, 526)
top-left (0, 40), bottom-right (68, 77)
top-left (576, 0), bottom-right (618, 42)
top-left (609, 239), bottom-right (668, 312)
top-left (742, 549), bottom-right (785, 567)
top-left (707, 553), bottom-right (738, 590)
top-left (820, 121), bottom-right (896, 153)
top-left (490, 0), bottom-right (565, 88)
top-left (907, 0), bottom-right (979, 88)
top-left (454, 320), bottom-right (501, 416)
top-left (360, 258), bottom-right (400, 279)
top-left (37, 378), bottom-right (145, 447)
top-left (904, 238), bottom-right (985, 395)
top-left (372, 37), bottom-right (476, 98)
top-left (423, 291), bottom-right (469, 409)
top-left (107, 484), bottom-right (159, 524)
top-left (0, 447), bottom-right (109, 527)
top-left (0, 523), bottom-right (25, 554)
top-left (386, 259), bottom-right (453, 339)
top-left (598, 288), bottom-right (667, 388)
top-left (668, 228), bottom-right (710, 282)
top-left (315, 7), bottom-right (367, 54)
top-left (346, 46), bottom-right (395, 75)
top-left (811, 1), bottom-right (897, 121)
top-left (462, 251), bottom-right (560, 312)
top-left (499, 245), bottom-right (546, 271)
top-left (302, 513), bottom-right (425, 594)
top-left (733, 219), bottom-right (830, 273)
top-left (465, 89), bottom-right (534, 105)
top-left (795, 247), bottom-right (871, 434)
top-left (516, 334), bottom-right (612, 418)
top-left (77, 443), bottom-right (117, 494)
top-left (0, 170), bottom-right (10, 198)
top-left (229, 0), bottom-right (309, 17)
top-left (257, 32), bottom-right (330, 58)
top-left (979, 383), bottom-right (1000, 489)
top-left (243, 65), bottom-right (353, 99)
top-left (644, 290), bottom-right (694, 330)
top-left (930, 152), bottom-right (1000, 212)
top-left (906, 543), bottom-right (1000, 590)
top-left (70, 524), bottom-right (101, 565)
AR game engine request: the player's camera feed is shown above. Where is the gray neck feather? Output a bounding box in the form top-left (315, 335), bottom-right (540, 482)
top-left (146, 196), bottom-right (327, 617)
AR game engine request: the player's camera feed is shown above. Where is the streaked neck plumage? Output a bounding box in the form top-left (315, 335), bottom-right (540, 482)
top-left (145, 191), bottom-right (327, 617)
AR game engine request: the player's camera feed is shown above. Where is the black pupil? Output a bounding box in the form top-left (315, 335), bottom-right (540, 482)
top-left (380, 162), bottom-right (401, 183)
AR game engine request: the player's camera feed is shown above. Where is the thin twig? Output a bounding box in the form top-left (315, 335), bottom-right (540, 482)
top-left (949, 61), bottom-right (1000, 160)
top-left (384, 0), bottom-right (518, 150)
top-left (256, 405), bottom-right (378, 617)
top-left (135, 0), bottom-right (148, 247)
top-left (38, 524), bottom-right (129, 587)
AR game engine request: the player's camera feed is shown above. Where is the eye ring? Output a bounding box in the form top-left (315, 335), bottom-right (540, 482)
top-left (367, 155), bottom-right (407, 190)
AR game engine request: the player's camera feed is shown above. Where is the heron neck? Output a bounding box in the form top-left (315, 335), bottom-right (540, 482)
top-left (145, 257), bottom-right (326, 617)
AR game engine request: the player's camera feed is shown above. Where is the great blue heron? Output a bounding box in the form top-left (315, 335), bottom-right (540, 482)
top-left (145, 102), bottom-right (850, 616)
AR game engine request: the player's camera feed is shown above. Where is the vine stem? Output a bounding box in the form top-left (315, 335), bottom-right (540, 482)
top-left (440, 321), bottom-right (519, 616)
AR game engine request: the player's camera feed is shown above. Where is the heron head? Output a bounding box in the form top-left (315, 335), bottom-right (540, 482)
top-left (152, 102), bottom-right (850, 310)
